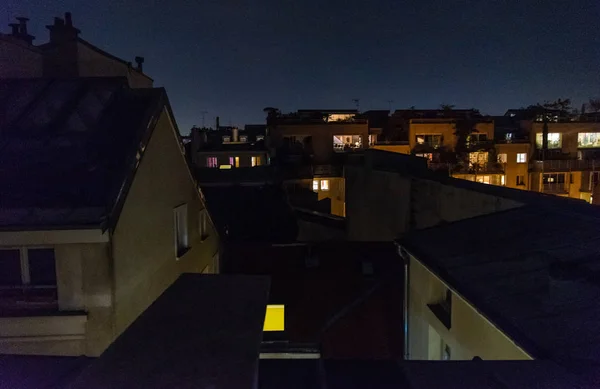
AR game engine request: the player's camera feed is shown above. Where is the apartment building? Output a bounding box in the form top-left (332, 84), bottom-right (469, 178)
top-left (0, 13), bottom-right (152, 87)
top-left (189, 126), bottom-right (268, 169)
top-left (0, 78), bottom-right (218, 356)
top-left (398, 203), bottom-right (600, 366)
top-left (530, 121), bottom-right (600, 203)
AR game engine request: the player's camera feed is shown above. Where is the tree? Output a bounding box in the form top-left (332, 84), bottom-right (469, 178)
top-left (589, 98), bottom-right (600, 113)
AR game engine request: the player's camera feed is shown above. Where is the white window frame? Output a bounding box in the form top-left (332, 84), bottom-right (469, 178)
top-left (0, 247), bottom-right (58, 301)
top-left (312, 180), bottom-right (319, 192)
top-left (174, 204), bottom-right (189, 258)
top-left (320, 180), bottom-right (330, 191)
top-left (516, 153), bottom-right (527, 163)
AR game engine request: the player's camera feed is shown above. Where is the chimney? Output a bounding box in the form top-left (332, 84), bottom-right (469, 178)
top-left (65, 12), bottom-right (73, 27)
top-left (47, 12), bottom-right (80, 44)
top-left (216, 116), bottom-right (220, 131)
top-left (11, 17), bottom-right (35, 44)
top-left (232, 127), bottom-right (239, 142)
top-left (9, 23), bottom-right (19, 36)
top-left (134, 56), bottom-right (144, 72)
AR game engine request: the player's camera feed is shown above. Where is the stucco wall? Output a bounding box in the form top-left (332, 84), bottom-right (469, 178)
top-left (345, 166), bottom-right (523, 240)
top-left (0, 242), bottom-right (112, 356)
top-left (496, 143), bottom-right (530, 190)
top-left (111, 108), bottom-right (219, 337)
top-left (407, 256), bottom-right (532, 361)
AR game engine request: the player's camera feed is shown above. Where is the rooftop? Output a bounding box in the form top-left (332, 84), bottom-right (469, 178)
top-left (67, 274), bottom-right (270, 389)
top-left (0, 78), bottom-right (168, 230)
top-left (399, 205), bottom-right (600, 367)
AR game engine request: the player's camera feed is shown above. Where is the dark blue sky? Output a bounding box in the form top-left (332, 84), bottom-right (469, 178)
top-left (3, 0), bottom-right (600, 133)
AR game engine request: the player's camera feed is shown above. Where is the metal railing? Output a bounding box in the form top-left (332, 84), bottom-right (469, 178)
top-left (531, 160), bottom-right (600, 172)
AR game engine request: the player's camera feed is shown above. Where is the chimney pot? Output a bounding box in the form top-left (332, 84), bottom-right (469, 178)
top-left (134, 56), bottom-right (144, 71)
top-left (9, 23), bottom-right (19, 35)
top-left (65, 12), bottom-right (73, 27)
top-left (16, 17), bottom-right (29, 34)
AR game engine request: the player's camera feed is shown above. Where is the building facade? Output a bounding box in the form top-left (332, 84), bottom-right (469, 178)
top-left (0, 79), bottom-right (218, 357)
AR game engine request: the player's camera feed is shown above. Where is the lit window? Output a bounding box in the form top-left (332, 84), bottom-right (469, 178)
top-left (240, 135), bottom-right (248, 142)
top-left (256, 135), bottom-right (265, 141)
top-left (415, 134), bottom-right (442, 148)
top-left (174, 204), bottom-right (189, 258)
top-left (222, 136), bottom-right (231, 143)
top-left (535, 133), bottom-right (562, 149)
top-left (207, 157), bottom-right (218, 168)
top-left (219, 165), bottom-right (232, 169)
top-left (415, 153), bottom-right (433, 161)
top-left (497, 153), bottom-right (507, 163)
top-left (505, 133), bottom-right (513, 141)
top-left (469, 152), bottom-right (488, 167)
top-left (229, 157), bottom-right (234, 166)
top-left (251, 156), bottom-right (261, 167)
top-left (517, 153), bottom-right (527, 163)
top-left (320, 180), bottom-right (329, 191)
top-left (313, 180), bottom-right (319, 191)
top-left (234, 157), bottom-right (240, 167)
top-left (263, 304), bottom-right (285, 331)
top-left (476, 175), bottom-right (491, 184)
top-left (501, 175), bottom-right (505, 186)
top-left (578, 133), bottom-right (600, 148)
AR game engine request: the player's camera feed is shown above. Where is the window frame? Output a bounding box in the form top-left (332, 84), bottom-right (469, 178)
top-left (174, 203), bottom-right (190, 259)
top-left (199, 209), bottom-right (210, 242)
top-left (320, 179), bottom-right (330, 191)
top-left (516, 153), bottom-right (527, 163)
top-left (0, 247), bottom-right (58, 307)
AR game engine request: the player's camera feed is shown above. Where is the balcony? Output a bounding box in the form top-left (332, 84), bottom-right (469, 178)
top-left (531, 159), bottom-right (600, 172)
top-left (452, 162), bottom-right (504, 174)
top-left (543, 183), bottom-right (568, 194)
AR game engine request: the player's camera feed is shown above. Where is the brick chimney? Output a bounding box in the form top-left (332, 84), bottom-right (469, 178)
top-left (134, 56), bottom-right (144, 72)
top-left (7, 17), bottom-right (35, 44)
top-left (46, 12), bottom-right (80, 44)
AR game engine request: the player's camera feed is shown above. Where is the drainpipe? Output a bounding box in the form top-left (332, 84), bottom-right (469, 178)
top-left (396, 242), bottom-right (410, 360)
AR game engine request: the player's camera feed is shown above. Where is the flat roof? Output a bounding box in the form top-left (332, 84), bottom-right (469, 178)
top-left (67, 274), bottom-right (270, 389)
top-left (399, 205), bottom-right (600, 366)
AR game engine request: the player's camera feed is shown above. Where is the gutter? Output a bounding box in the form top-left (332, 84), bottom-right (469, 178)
top-left (395, 241), bottom-right (410, 360)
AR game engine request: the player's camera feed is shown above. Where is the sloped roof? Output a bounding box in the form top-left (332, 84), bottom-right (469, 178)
top-left (0, 78), bottom-right (166, 230)
top-left (399, 205), bottom-right (600, 366)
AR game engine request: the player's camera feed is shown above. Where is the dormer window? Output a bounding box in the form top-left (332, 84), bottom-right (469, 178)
top-left (222, 136), bottom-right (231, 143)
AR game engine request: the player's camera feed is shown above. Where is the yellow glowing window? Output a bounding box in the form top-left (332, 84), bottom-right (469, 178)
top-left (313, 180), bottom-right (319, 191)
top-left (219, 165), bottom-right (232, 169)
top-left (263, 304), bottom-right (285, 331)
top-left (235, 157), bottom-right (240, 167)
top-left (320, 180), bottom-right (329, 191)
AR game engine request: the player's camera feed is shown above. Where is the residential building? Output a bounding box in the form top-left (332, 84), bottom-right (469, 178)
top-left (0, 78), bottom-right (218, 356)
top-left (268, 109), bottom-right (370, 165)
top-left (530, 121), bottom-right (600, 203)
top-left (189, 125), bottom-right (268, 169)
top-left (222, 242), bottom-right (404, 359)
top-left (0, 13), bottom-right (152, 87)
top-left (398, 204), bottom-right (600, 368)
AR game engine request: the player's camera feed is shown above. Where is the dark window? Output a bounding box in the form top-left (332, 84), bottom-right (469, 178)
top-left (516, 175), bottom-right (525, 186)
top-left (543, 173), bottom-right (565, 184)
top-left (0, 250), bottom-right (21, 286)
top-left (28, 249), bottom-right (57, 286)
top-left (570, 174), bottom-right (574, 184)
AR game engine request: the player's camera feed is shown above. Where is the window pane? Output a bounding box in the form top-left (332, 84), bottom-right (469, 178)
top-left (28, 249), bottom-right (57, 286)
top-left (0, 249), bottom-right (22, 286)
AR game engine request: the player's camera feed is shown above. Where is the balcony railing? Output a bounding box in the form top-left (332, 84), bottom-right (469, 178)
top-left (531, 160), bottom-right (600, 172)
top-left (543, 183), bottom-right (568, 194)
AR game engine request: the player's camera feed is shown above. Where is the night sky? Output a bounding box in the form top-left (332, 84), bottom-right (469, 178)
top-left (3, 0), bottom-right (599, 133)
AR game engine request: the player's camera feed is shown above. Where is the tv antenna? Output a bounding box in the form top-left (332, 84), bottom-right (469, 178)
top-left (199, 111), bottom-right (208, 128)
top-left (352, 98), bottom-right (360, 112)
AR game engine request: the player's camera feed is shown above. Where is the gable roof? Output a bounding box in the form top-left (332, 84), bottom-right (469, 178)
top-left (0, 78), bottom-right (168, 230)
top-left (398, 205), bottom-right (600, 367)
